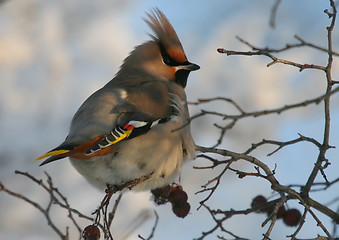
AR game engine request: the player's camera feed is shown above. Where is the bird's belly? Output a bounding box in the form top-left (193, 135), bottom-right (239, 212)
top-left (70, 124), bottom-right (187, 191)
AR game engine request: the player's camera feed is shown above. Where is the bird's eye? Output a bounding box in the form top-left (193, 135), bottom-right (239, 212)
top-left (163, 57), bottom-right (172, 66)
top-left (159, 45), bottom-right (181, 67)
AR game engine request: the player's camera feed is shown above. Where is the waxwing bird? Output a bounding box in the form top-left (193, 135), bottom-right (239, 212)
top-left (36, 9), bottom-right (199, 191)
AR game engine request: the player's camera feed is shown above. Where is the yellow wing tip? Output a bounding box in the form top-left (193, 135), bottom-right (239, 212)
top-left (35, 149), bottom-right (70, 161)
top-left (109, 129), bottom-right (133, 145)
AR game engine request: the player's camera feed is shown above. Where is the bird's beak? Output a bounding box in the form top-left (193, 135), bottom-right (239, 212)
top-left (176, 62), bottom-right (200, 72)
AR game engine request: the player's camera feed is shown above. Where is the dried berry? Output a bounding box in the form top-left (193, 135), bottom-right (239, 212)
top-left (172, 201), bottom-right (191, 218)
top-left (82, 224), bottom-right (100, 240)
top-left (151, 185), bottom-right (172, 205)
top-left (264, 204), bottom-right (275, 215)
top-left (283, 209), bottom-right (301, 226)
top-left (264, 204), bottom-right (286, 218)
top-left (168, 188), bottom-right (188, 204)
top-left (251, 195), bottom-right (268, 212)
top-left (152, 183), bottom-right (190, 218)
top-left (276, 205), bottom-right (286, 219)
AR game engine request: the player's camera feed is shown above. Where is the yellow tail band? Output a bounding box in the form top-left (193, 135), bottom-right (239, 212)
top-left (35, 149), bottom-right (70, 161)
top-left (37, 129), bottom-right (132, 160)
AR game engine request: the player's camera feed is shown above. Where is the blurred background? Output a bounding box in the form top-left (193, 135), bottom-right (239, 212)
top-left (0, 0), bottom-right (338, 239)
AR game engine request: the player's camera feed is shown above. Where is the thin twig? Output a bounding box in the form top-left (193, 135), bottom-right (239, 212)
top-left (1, 173), bottom-right (71, 240)
top-left (269, 0), bottom-right (282, 28)
top-left (217, 47), bottom-right (326, 71)
top-left (235, 35), bottom-right (339, 56)
top-left (244, 133), bottom-right (324, 156)
top-left (196, 145), bottom-right (339, 225)
top-left (190, 86), bottom-right (339, 122)
top-left (108, 193), bottom-right (123, 228)
top-left (138, 211), bottom-right (159, 240)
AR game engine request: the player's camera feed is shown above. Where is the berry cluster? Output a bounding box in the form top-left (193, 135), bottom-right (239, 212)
top-left (251, 195), bottom-right (301, 226)
top-left (151, 183), bottom-right (190, 218)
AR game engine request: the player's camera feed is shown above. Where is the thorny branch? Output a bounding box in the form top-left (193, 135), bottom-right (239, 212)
top-left (301, 0), bottom-right (337, 199)
top-left (0, 171), bottom-right (93, 240)
top-left (1, 170), bottom-right (161, 240)
top-left (217, 47), bottom-right (326, 71)
top-left (188, 86), bottom-right (339, 148)
top-left (244, 133), bottom-right (325, 156)
top-left (92, 172), bottom-right (153, 239)
top-left (0, 171), bottom-right (128, 240)
top-left (193, 1), bottom-right (339, 239)
top-left (195, 145), bottom-right (339, 239)
top-left (235, 35), bottom-right (339, 56)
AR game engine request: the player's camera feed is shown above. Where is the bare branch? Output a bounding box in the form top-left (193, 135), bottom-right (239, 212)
top-left (235, 35), bottom-right (339, 56)
top-left (217, 47), bottom-right (326, 71)
top-left (138, 211), bottom-right (159, 240)
top-left (294, 35), bottom-right (339, 56)
top-left (108, 193), bottom-right (123, 228)
top-left (301, 0), bottom-right (337, 199)
top-left (188, 97), bottom-right (245, 114)
top-left (190, 86), bottom-right (339, 122)
top-left (244, 134), bottom-right (324, 156)
top-left (1, 172), bottom-right (72, 240)
top-left (196, 145), bottom-right (339, 225)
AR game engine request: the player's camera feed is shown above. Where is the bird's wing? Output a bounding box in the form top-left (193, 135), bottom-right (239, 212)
top-left (36, 80), bottom-right (172, 165)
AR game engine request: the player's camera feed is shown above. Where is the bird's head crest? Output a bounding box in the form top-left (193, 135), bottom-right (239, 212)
top-left (144, 8), bottom-right (188, 64)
